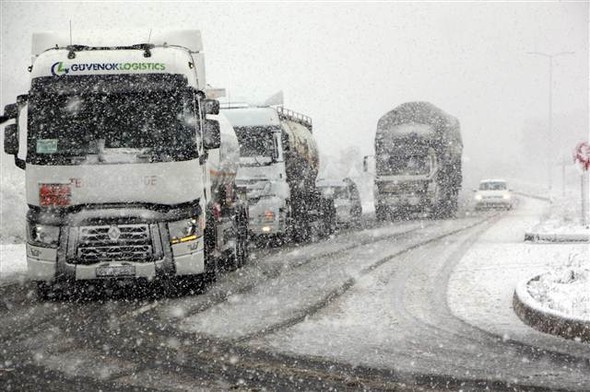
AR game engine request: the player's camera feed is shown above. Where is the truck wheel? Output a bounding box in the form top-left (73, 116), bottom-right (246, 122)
top-left (174, 273), bottom-right (212, 296)
top-left (376, 206), bottom-right (388, 222)
top-left (36, 282), bottom-right (57, 301)
top-left (236, 235), bottom-right (248, 268)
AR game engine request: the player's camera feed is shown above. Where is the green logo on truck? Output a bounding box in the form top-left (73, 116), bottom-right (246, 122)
top-left (51, 62), bottom-right (166, 76)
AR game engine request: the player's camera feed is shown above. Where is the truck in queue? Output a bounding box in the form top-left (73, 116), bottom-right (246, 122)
top-left (1, 30), bottom-right (249, 299)
top-left (221, 104), bottom-right (335, 243)
top-left (366, 101), bottom-right (463, 220)
top-left (316, 177), bottom-right (362, 228)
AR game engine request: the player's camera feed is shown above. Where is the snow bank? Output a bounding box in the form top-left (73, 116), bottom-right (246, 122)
top-left (519, 181), bottom-right (590, 242)
top-left (1, 152), bottom-right (27, 243)
top-left (0, 243), bottom-right (27, 283)
top-left (525, 259), bottom-right (590, 321)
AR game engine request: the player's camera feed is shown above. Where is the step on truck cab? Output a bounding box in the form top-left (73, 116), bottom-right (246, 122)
top-left (1, 30), bottom-right (248, 298)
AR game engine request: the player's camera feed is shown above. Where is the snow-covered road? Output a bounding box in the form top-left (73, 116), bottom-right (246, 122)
top-left (1, 197), bottom-right (589, 391)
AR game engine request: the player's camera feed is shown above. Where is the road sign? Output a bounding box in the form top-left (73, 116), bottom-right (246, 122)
top-left (573, 141), bottom-right (590, 171)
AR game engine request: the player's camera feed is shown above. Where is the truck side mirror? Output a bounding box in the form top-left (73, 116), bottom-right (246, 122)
top-left (4, 103), bottom-right (18, 118)
top-left (203, 99), bottom-right (220, 115)
top-left (4, 124), bottom-right (19, 155)
top-left (203, 119), bottom-right (221, 150)
top-left (0, 103), bottom-right (18, 124)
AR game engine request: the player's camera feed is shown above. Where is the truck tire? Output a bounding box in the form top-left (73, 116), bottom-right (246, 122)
top-left (36, 282), bottom-right (57, 301)
top-left (376, 205), bottom-right (388, 221)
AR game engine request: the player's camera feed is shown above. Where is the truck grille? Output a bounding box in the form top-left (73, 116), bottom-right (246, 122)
top-left (76, 224), bottom-right (153, 264)
top-left (378, 181), bottom-right (427, 195)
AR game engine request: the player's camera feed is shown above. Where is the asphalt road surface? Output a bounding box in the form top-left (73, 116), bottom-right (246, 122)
top-left (1, 197), bottom-right (589, 391)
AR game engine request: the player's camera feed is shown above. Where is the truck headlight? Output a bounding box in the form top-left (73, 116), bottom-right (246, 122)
top-left (263, 210), bottom-right (276, 222)
top-left (503, 193), bottom-right (511, 200)
top-left (474, 194), bottom-right (483, 201)
top-left (27, 223), bottom-right (60, 247)
top-left (169, 217), bottom-right (203, 244)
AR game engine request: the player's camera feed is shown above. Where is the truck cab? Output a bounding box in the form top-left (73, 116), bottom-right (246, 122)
top-left (2, 30), bottom-right (247, 298)
top-left (221, 106), bottom-right (291, 238)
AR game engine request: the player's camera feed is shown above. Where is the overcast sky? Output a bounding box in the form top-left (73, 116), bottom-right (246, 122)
top-left (1, 1), bottom-right (588, 183)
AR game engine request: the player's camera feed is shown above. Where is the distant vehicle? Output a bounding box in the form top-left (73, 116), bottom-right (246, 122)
top-left (473, 179), bottom-right (513, 210)
top-left (316, 178), bottom-right (362, 227)
top-left (366, 102), bottom-right (463, 221)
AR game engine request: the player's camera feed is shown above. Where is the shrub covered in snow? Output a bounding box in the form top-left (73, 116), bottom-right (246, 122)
top-left (526, 254), bottom-right (590, 321)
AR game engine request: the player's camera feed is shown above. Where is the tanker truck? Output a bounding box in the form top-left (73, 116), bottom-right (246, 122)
top-left (1, 30), bottom-right (248, 298)
top-left (221, 105), bottom-right (335, 243)
top-left (367, 102), bottom-right (463, 220)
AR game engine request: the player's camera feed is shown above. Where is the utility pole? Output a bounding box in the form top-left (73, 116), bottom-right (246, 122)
top-left (527, 51), bottom-right (574, 199)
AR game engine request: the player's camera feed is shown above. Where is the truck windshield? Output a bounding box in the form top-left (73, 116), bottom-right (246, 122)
top-left (377, 155), bottom-right (430, 175)
top-left (27, 74), bottom-right (198, 165)
top-left (479, 181), bottom-right (507, 190)
top-left (234, 126), bottom-right (278, 162)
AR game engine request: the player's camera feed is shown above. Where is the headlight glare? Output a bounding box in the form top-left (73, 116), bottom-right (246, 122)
top-left (27, 223), bottom-right (60, 246)
top-left (169, 217), bottom-right (202, 244)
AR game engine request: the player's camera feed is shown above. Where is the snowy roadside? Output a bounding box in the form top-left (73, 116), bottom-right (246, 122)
top-left (520, 183), bottom-right (590, 242)
top-left (517, 188), bottom-right (590, 334)
top-left (448, 196), bottom-right (590, 355)
top-left (0, 243), bottom-right (27, 285)
top-left (525, 263), bottom-right (590, 321)
top-left (504, 180), bottom-right (590, 328)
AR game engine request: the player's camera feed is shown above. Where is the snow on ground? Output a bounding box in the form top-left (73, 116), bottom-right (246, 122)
top-left (523, 187), bottom-right (590, 322)
top-left (1, 149), bottom-right (27, 243)
top-left (0, 243), bottom-right (27, 284)
top-left (527, 264), bottom-right (590, 320)
top-left (532, 194), bottom-right (590, 237)
top-left (447, 196), bottom-right (589, 354)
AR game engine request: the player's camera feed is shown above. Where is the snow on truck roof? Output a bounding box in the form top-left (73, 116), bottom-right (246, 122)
top-left (220, 107), bottom-right (282, 127)
top-left (32, 30), bottom-right (203, 56)
top-left (221, 105), bottom-right (313, 131)
top-left (377, 101), bottom-right (461, 143)
top-left (480, 179), bottom-right (507, 184)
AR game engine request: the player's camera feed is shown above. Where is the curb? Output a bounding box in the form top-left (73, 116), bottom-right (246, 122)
top-left (513, 276), bottom-right (590, 342)
top-left (524, 232), bottom-right (589, 243)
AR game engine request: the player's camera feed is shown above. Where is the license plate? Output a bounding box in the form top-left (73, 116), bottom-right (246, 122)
top-left (96, 265), bottom-right (136, 277)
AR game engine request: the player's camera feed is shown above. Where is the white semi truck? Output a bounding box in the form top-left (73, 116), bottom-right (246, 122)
top-left (1, 30), bottom-right (248, 298)
top-left (221, 105), bottom-right (335, 243)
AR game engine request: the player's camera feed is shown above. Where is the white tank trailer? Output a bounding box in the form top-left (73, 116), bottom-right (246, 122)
top-left (371, 101), bottom-right (463, 220)
top-left (221, 105), bottom-right (335, 242)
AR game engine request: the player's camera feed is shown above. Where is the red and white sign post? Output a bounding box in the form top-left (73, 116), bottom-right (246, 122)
top-left (573, 142), bottom-right (590, 226)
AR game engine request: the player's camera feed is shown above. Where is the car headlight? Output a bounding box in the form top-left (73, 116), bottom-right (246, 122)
top-left (27, 223), bottom-right (60, 247)
top-left (169, 217), bottom-right (203, 244)
top-left (503, 193), bottom-right (512, 200)
top-left (474, 194), bottom-right (483, 201)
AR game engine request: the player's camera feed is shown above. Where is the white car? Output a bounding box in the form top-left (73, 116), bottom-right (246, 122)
top-left (474, 179), bottom-right (513, 210)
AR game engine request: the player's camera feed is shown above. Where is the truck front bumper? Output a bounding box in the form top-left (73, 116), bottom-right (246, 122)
top-left (28, 238), bottom-right (205, 282)
top-left (26, 205), bottom-right (206, 283)
top-left (376, 193), bottom-right (432, 209)
top-left (248, 199), bottom-right (288, 236)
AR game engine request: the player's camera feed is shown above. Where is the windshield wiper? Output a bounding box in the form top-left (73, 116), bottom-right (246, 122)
top-left (242, 156), bottom-right (273, 166)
